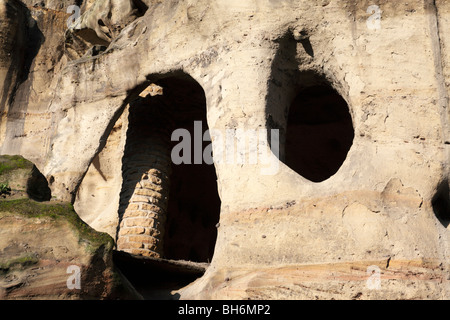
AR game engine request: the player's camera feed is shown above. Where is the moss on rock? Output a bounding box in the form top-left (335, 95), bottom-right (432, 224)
top-left (0, 198), bottom-right (114, 250)
top-left (0, 254), bottom-right (39, 275)
top-left (0, 155), bottom-right (33, 176)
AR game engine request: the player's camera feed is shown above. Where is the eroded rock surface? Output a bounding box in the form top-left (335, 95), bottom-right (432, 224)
top-left (0, 0), bottom-right (27, 122)
top-left (0, 0), bottom-right (448, 299)
top-left (0, 199), bottom-right (140, 299)
top-left (0, 156), bottom-right (140, 299)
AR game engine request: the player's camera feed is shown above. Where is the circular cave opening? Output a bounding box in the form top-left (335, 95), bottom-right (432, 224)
top-left (284, 84), bottom-right (354, 182)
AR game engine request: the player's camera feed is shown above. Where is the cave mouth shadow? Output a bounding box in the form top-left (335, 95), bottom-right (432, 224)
top-left (266, 31), bottom-right (354, 183)
top-left (432, 179), bottom-right (450, 228)
top-left (285, 85), bottom-right (355, 183)
top-left (26, 165), bottom-right (52, 202)
top-left (113, 250), bottom-right (205, 300)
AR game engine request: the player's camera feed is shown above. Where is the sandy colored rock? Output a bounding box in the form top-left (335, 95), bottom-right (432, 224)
top-left (0, 198), bottom-right (140, 299)
top-left (0, 0), bottom-right (448, 299)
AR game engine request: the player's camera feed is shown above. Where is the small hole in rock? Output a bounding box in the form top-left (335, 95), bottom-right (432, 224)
top-left (432, 179), bottom-right (450, 228)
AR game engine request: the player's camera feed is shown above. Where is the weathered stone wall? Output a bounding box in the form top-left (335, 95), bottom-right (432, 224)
top-left (73, 107), bottom-right (128, 238)
top-left (0, 0), bottom-right (448, 299)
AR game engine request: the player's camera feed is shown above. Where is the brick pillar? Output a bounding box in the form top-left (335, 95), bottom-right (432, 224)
top-left (116, 98), bottom-right (172, 258)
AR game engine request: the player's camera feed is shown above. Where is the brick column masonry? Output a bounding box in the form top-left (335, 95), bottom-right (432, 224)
top-left (116, 97), bottom-right (173, 258)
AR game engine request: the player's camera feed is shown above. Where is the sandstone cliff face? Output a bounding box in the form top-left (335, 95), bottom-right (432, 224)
top-left (1, 200), bottom-right (120, 299)
top-left (0, 0), bottom-right (449, 300)
top-left (0, 0), bottom-right (27, 117)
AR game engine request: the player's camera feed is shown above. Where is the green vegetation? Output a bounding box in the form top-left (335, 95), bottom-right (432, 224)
top-left (0, 254), bottom-right (39, 275)
top-left (0, 155), bottom-right (33, 175)
top-left (0, 182), bottom-right (11, 195)
top-left (0, 198), bottom-right (114, 251)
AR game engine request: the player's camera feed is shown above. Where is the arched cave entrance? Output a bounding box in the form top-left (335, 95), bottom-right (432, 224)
top-left (159, 76), bottom-right (221, 263)
top-left (114, 74), bottom-right (221, 299)
top-left (285, 84), bottom-right (354, 182)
